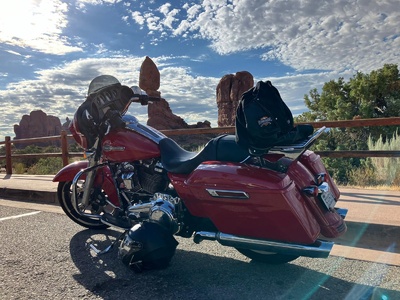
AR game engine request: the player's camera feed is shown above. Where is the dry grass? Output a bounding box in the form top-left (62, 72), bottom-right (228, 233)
top-left (339, 184), bottom-right (400, 191)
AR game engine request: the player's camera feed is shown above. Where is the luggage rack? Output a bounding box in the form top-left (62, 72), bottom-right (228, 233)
top-left (243, 126), bottom-right (327, 172)
top-left (269, 126), bottom-right (327, 160)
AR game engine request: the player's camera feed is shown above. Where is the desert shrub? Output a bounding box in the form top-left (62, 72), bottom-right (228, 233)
top-left (14, 162), bottom-right (27, 174)
top-left (367, 132), bottom-right (400, 186)
top-left (347, 162), bottom-right (378, 186)
top-left (27, 157), bottom-right (63, 175)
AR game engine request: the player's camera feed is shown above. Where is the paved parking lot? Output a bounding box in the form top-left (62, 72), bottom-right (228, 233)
top-left (1, 199), bottom-right (400, 300)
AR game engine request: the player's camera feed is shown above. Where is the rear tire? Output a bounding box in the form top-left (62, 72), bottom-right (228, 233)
top-left (236, 248), bottom-right (299, 264)
top-left (58, 181), bottom-right (109, 229)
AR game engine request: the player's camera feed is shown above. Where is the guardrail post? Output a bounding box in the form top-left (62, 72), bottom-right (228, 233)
top-left (61, 130), bottom-right (69, 166)
top-left (5, 136), bottom-right (12, 175)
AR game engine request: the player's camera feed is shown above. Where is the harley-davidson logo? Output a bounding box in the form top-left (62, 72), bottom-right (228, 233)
top-left (258, 116), bottom-right (272, 127)
top-left (103, 145), bottom-right (125, 152)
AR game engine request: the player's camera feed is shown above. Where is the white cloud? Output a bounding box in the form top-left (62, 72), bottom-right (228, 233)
top-left (76, 0), bottom-right (123, 6)
top-left (129, 0), bottom-right (399, 73)
top-left (131, 11), bottom-right (145, 26)
top-left (0, 0), bottom-right (82, 55)
top-left (158, 3), bottom-right (172, 15)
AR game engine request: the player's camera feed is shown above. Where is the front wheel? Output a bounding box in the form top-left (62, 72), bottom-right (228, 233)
top-left (236, 248), bottom-right (299, 264)
top-left (58, 181), bottom-right (109, 229)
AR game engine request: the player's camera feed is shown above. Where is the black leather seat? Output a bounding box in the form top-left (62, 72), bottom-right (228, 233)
top-left (159, 135), bottom-right (249, 174)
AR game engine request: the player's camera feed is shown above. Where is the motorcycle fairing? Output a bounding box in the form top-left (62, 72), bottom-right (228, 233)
top-left (53, 160), bottom-right (119, 206)
top-left (169, 161), bottom-right (321, 245)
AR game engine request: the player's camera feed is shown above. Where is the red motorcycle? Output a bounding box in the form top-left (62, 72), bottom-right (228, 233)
top-left (53, 75), bottom-right (347, 272)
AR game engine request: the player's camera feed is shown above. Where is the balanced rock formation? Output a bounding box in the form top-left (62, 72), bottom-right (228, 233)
top-left (216, 71), bottom-right (254, 127)
top-left (139, 56), bottom-right (161, 97)
top-left (138, 56), bottom-right (211, 148)
top-left (14, 110), bottom-right (62, 147)
top-left (139, 56), bottom-right (211, 131)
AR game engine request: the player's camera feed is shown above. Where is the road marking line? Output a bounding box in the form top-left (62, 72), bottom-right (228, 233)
top-left (0, 211), bottom-right (41, 221)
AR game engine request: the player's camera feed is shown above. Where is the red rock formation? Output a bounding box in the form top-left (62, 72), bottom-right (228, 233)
top-left (139, 56), bottom-right (161, 97)
top-left (216, 71), bottom-right (254, 127)
top-left (147, 98), bottom-right (187, 130)
top-left (139, 56), bottom-right (211, 131)
top-left (147, 98), bottom-right (210, 130)
top-left (14, 110), bottom-right (62, 147)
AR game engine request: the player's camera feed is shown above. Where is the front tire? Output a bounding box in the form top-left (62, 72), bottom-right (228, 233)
top-left (58, 181), bottom-right (109, 229)
top-left (236, 248), bottom-right (299, 264)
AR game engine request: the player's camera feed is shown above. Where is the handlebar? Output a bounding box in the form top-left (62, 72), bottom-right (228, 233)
top-left (131, 94), bottom-right (164, 105)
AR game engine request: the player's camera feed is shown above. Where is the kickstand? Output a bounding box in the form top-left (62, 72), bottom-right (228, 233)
top-left (88, 230), bottom-right (128, 256)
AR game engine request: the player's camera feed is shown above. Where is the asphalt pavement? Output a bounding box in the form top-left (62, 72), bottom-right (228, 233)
top-left (1, 174), bottom-right (400, 267)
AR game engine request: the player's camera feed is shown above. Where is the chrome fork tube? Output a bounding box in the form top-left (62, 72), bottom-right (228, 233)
top-left (71, 138), bottom-right (107, 216)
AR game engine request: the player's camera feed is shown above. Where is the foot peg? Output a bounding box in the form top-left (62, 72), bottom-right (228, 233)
top-left (87, 230), bottom-right (127, 255)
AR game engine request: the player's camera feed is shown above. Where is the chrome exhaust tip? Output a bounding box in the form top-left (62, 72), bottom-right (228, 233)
top-left (194, 231), bottom-right (333, 258)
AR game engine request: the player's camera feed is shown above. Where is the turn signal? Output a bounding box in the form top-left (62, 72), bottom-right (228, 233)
top-left (303, 186), bottom-right (319, 197)
top-left (314, 173), bottom-right (326, 185)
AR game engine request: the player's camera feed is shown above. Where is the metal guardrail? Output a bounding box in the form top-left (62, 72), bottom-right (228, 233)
top-left (1, 117), bottom-right (400, 175)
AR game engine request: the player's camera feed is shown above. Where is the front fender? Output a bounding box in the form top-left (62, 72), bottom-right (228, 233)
top-left (53, 160), bottom-right (119, 206)
top-left (53, 160), bottom-right (89, 182)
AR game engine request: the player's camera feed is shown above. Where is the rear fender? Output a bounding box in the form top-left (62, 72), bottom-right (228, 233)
top-left (53, 160), bottom-right (119, 206)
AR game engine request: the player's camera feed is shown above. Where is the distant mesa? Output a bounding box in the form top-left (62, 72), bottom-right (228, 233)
top-left (13, 110), bottom-right (69, 148)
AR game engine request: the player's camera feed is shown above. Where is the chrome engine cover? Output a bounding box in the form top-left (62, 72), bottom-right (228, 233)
top-left (128, 193), bottom-right (181, 234)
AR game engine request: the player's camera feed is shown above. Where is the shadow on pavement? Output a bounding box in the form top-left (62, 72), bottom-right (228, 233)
top-left (334, 221), bottom-right (400, 254)
top-left (69, 229), bottom-right (399, 300)
top-left (340, 191), bottom-right (400, 205)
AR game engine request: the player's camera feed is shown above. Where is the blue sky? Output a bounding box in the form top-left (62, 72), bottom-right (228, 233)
top-left (0, 0), bottom-right (399, 141)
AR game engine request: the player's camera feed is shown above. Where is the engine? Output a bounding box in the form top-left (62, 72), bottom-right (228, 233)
top-left (113, 159), bottom-right (182, 235)
top-left (115, 159), bottom-right (168, 195)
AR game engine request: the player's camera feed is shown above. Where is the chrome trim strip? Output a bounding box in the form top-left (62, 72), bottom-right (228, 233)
top-left (206, 189), bottom-right (250, 199)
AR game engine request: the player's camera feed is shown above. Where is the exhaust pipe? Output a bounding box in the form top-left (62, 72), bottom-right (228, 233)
top-left (193, 231), bottom-right (333, 258)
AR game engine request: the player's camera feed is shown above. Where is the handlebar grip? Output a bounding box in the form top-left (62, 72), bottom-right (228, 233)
top-left (131, 95), bottom-right (164, 105)
top-left (148, 96), bottom-right (164, 102)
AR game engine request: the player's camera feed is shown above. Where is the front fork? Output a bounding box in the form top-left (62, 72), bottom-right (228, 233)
top-left (71, 138), bottom-right (111, 218)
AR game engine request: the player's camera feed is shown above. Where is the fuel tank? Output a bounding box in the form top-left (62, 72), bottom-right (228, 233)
top-left (102, 129), bottom-right (160, 162)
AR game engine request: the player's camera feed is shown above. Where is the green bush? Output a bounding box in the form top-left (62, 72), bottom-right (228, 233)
top-left (14, 162), bottom-right (26, 174)
top-left (27, 157), bottom-right (63, 175)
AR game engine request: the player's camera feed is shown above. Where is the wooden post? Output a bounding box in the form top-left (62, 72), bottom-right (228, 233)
top-left (61, 131), bottom-right (69, 166)
top-left (5, 136), bottom-right (12, 175)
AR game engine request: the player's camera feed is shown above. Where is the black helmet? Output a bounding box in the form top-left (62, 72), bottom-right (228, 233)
top-left (86, 75), bottom-right (134, 120)
top-left (118, 222), bottom-right (178, 272)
